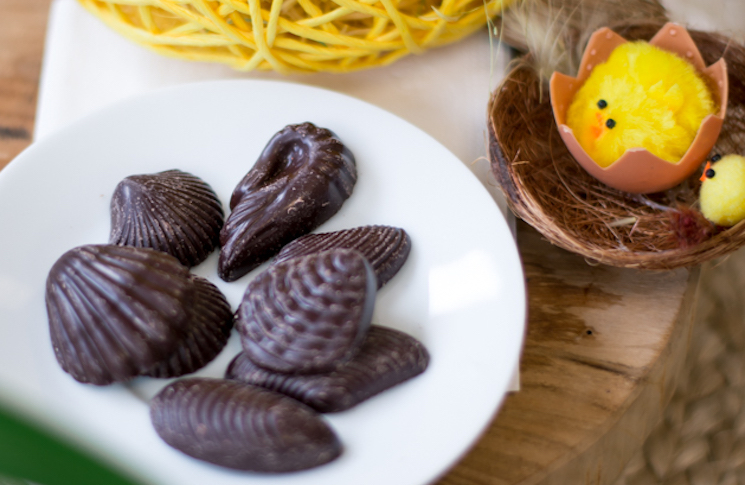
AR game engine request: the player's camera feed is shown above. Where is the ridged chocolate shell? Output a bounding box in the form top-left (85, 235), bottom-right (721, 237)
top-left (45, 245), bottom-right (194, 385)
top-left (236, 249), bottom-right (376, 374)
top-left (150, 378), bottom-right (341, 472)
top-left (110, 169), bottom-right (224, 267)
top-left (226, 325), bottom-right (430, 413)
top-left (143, 276), bottom-right (233, 378)
top-left (219, 123), bottom-right (356, 282)
top-left (275, 225), bottom-right (411, 288)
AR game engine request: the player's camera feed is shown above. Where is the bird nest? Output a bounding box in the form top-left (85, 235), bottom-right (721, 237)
top-left (76, 0), bottom-right (516, 74)
top-left (489, 22), bottom-right (745, 269)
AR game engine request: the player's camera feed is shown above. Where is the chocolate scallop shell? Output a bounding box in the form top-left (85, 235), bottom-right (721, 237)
top-left (226, 325), bottom-right (430, 413)
top-left (275, 225), bottom-right (411, 288)
top-left (150, 378), bottom-right (341, 472)
top-left (45, 245), bottom-right (194, 385)
top-left (236, 248), bottom-right (376, 374)
top-left (143, 276), bottom-right (233, 379)
top-left (110, 169), bottom-right (224, 267)
top-left (218, 123), bottom-right (357, 282)
top-left (45, 245), bottom-right (233, 385)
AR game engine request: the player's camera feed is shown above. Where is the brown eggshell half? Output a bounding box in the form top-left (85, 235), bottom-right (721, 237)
top-left (550, 23), bottom-right (728, 194)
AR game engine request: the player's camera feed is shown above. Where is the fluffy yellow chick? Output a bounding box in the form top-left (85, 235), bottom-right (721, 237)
top-left (700, 154), bottom-right (745, 226)
top-left (567, 41), bottom-right (716, 168)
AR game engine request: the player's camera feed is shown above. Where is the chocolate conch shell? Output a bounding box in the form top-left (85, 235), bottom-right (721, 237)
top-left (550, 23), bottom-right (728, 194)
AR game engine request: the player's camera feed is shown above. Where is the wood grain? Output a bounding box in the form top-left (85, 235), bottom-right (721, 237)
top-left (437, 223), bottom-right (697, 485)
top-left (0, 0), bottom-right (50, 170)
top-left (0, 1), bottom-right (698, 484)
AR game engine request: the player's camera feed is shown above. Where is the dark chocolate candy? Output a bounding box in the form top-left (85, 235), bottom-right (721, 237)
top-left (143, 276), bottom-right (233, 378)
top-left (275, 225), bottom-right (411, 288)
top-left (226, 325), bottom-right (430, 413)
top-left (236, 248), bottom-right (376, 374)
top-left (45, 245), bottom-right (232, 385)
top-left (150, 378), bottom-right (341, 472)
top-left (219, 123), bottom-right (356, 282)
top-left (110, 169), bottom-right (224, 267)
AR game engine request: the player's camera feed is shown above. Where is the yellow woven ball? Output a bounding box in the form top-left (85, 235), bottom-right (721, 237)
top-left (77, 0), bottom-right (517, 74)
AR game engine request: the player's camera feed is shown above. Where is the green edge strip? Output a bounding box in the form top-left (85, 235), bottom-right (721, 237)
top-left (0, 405), bottom-right (141, 485)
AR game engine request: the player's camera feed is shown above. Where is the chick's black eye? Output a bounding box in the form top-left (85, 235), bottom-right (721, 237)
top-left (597, 99), bottom-right (608, 109)
top-left (606, 119), bottom-right (616, 129)
top-left (706, 168), bottom-right (716, 178)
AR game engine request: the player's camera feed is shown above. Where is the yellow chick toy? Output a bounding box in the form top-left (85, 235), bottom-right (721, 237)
top-left (700, 154), bottom-right (745, 226)
top-left (566, 41), bottom-right (717, 168)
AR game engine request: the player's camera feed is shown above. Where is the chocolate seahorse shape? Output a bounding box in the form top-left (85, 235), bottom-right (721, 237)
top-left (274, 225), bottom-right (411, 288)
top-left (219, 123), bottom-right (357, 282)
top-left (150, 378), bottom-right (341, 472)
top-left (45, 245), bottom-right (232, 385)
top-left (226, 325), bottom-right (430, 413)
top-left (110, 169), bottom-right (224, 267)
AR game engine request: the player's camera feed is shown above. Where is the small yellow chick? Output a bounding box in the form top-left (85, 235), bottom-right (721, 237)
top-left (700, 154), bottom-right (745, 226)
top-left (567, 41), bottom-right (716, 168)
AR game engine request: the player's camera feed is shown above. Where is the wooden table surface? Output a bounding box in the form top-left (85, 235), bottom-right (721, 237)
top-left (0, 1), bottom-right (700, 484)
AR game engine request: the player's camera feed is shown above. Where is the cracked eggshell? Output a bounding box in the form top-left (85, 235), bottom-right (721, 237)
top-left (550, 22), bottom-right (728, 194)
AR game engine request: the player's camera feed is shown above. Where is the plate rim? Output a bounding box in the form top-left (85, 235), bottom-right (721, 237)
top-left (0, 78), bottom-right (526, 485)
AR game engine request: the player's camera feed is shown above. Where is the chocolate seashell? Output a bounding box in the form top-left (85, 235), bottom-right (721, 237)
top-left (275, 225), bottom-right (411, 288)
top-left (150, 378), bottom-right (341, 472)
top-left (226, 325), bottom-right (429, 413)
top-left (143, 276), bottom-right (233, 378)
top-left (219, 123), bottom-right (356, 282)
top-left (45, 245), bottom-right (231, 385)
top-left (236, 248), bottom-right (376, 374)
top-left (110, 169), bottom-right (224, 267)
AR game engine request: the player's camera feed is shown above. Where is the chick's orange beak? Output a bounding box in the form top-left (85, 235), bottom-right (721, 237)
top-left (590, 111), bottom-right (604, 139)
top-left (700, 161), bottom-right (712, 182)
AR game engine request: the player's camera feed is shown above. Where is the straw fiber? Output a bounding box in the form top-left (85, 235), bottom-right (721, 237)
top-left (489, 22), bottom-right (745, 269)
top-left (496, 0), bottom-right (667, 78)
top-left (76, 0), bottom-right (517, 73)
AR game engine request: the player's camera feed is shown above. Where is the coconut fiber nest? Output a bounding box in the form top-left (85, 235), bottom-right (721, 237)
top-left (489, 22), bottom-right (745, 269)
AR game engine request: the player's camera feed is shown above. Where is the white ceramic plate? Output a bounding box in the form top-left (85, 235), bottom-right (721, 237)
top-left (0, 80), bottom-right (525, 485)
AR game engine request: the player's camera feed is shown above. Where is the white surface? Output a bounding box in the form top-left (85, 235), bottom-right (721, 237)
top-left (662, 0), bottom-right (745, 38)
top-left (0, 81), bottom-right (526, 485)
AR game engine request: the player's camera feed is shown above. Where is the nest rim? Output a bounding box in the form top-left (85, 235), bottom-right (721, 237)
top-left (489, 21), bottom-right (745, 270)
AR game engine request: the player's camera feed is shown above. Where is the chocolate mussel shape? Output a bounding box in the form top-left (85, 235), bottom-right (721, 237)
top-left (219, 123), bottom-right (357, 282)
top-left (150, 378), bottom-right (341, 472)
top-left (45, 245), bottom-right (232, 385)
top-left (226, 325), bottom-right (430, 413)
top-left (110, 169), bottom-right (224, 267)
top-left (275, 225), bottom-right (411, 289)
top-left (236, 248), bottom-right (376, 374)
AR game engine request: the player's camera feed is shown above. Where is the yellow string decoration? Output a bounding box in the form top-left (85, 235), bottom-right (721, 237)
top-left (77, 0), bottom-right (518, 73)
